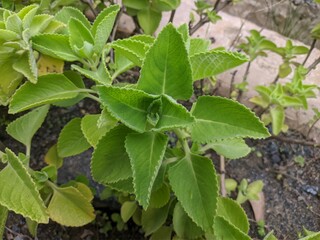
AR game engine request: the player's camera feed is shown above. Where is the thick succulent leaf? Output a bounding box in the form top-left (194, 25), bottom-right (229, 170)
top-left (98, 86), bottom-right (157, 133)
top-left (57, 118), bottom-right (91, 158)
top-left (91, 5), bottom-right (120, 53)
top-left (168, 154), bottom-right (218, 232)
top-left (189, 38), bottom-right (211, 56)
top-left (48, 185), bottom-right (95, 226)
top-left (298, 232), bottom-right (320, 240)
top-left (55, 7), bottom-right (91, 32)
top-left (206, 138), bottom-right (251, 159)
top-left (29, 14), bottom-right (54, 36)
top-left (107, 178), bottom-right (134, 193)
top-left (138, 8), bottom-right (161, 35)
top-left (270, 105), bottom-right (284, 135)
top-left (0, 149), bottom-right (49, 223)
top-left (9, 74), bottom-right (79, 114)
top-left (138, 24), bottom-right (193, 100)
top-left (0, 29), bottom-right (20, 41)
top-left (214, 216), bottom-right (251, 240)
top-left (112, 50), bottom-right (135, 79)
top-left (153, 0), bottom-right (181, 11)
top-left (264, 231), bottom-right (278, 240)
top-left (91, 125), bottom-right (133, 183)
top-left (6, 14), bottom-right (22, 34)
top-left (216, 197), bottom-right (249, 233)
top-left (125, 132), bottom-right (168, 209)
top-left (112, 39), bottom-right (150, 66)
top-left (190, 50), bottom-right (248, 81)
top-left (12, 49), bottom-right (37, 83)
top-left (68, 18), bottom-right (94, 52)
top-left (142, 203), bottom-right (171, 236)
top-left (0, 54), bottom-right (23, 106)
top-left (121, 201), bottom-right (137, 223)
top-left (149, 183), bottom-right (170, 209)
top-left (81, 114), bottom-right (117, 147)
top-left (6, 105), bottom-right (49, 147)
top-left (32, 34), bottom-right (79, 61)
top-left (191, 96), bottom-right (270, 142)
top-left (173, 202), bottom-right (204, 239)
top-left (177, 24), bottom-right (190, 50)
top-left (122, 0), bottom-right (148, 10)
top-left (150, 226), bottom-right (172, 240)
top-left (45, 144), bottom-right (63, 169)
top-left (0, 205), bottom-right (8, 238)
top-left (71, 60), bottom-right (111, 86)
top-left (154, 95), bottom-right (195, 130)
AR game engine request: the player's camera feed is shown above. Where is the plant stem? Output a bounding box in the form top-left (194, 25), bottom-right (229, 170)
top-left (220, 156), bottom-right (226, 197)
top-left (272, 75), bottom-right (279, 84)
top-left (174, 129), bottom-right (190, 158)
top-left (269, 135), bottom-right (320, 148)
top-left (168, 10), bottom-right (176, 23)
top-left (307, 118), bottom-right (320, 139)
top-left (237, 61), bottom-right (251, 101)
top-left (302, 39), bottom-right (317, 66)
top-left (307, 56), bottom-right (320, 74)
top-left (86, 94), bottom-right (102, 103)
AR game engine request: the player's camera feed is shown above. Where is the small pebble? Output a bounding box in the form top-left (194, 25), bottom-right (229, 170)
top-left (302, 185), bottom-right (319, 196)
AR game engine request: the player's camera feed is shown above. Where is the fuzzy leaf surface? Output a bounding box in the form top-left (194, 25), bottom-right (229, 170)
top-left (190, 50), bottom-right (248, 81)
top-left (137, 24), bottom-right (193, 100)
top-left (173, 202), bottom-right (204, 239)
top-left (55, 7), bottom-right (91, 32)
top-left (142, 204), bottom-right (171, 236)
top-left (48, 186), bottom-right (95, 226)
top-left (125, 132), bottom-right (168, 209)
top-left (9, 74), bottom-right (79, 114)
top-left (91, 125), bottom-right (133, 183)
top-left (168, 154), bottom-right (218, 232)
top-left (214, 216), bottom-right (251, 240)
top-left (138, 8), bottom-right (161, 35)
top-left (98, 86), bottom-right (157, 132)
top-left (189, 38), bottom-right (211, 56)
top-left (0, 149), bottom-right (49, 223)
top-left (191, 96), bottom-right (269, 142)
top-left (81, 114), bottom-right (117, 147)
top-left (216, 197), bottom-right (249, 233)
top-left (206, 138), bottom-right (251, 159)
top-left (58, 118), bottom-right (91, 158)
top-left (32, 34), bottom-right (79, 61)
top-left (6, 105), bottom-right (49, 147)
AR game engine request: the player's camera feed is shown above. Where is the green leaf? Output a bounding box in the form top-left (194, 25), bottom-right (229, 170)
top-left (173, 202), bottom-right (204, 239)
top-left (150, 226), bottom-right (172, 240)
top-left (299, 232), bottom-right (320, 240)
top-left (32, 34), bottom-right (79, 61)
top-left (138, 24), bottom-right (193, 100)
top-left (154, 95), bottom-right (195, 130)
top-left (81, 114), bottom-right (117, 147)
top-left (55, 7), bottom-right (91, 32)
top-left (121, 201), bottom-right (137, 223)
top-left (216, 197), bottom-right (249, 234)
top-left (122, 0), bottom-right (148, 10)
top-left (91, 5), bottom-right (120, 53)
top-left (270, 105), bottom-right (284, 135)
top-left (189, 38), bottom-right (211, 56)
top-left (206, 138), bottom-right (251, 159)
top-left (9, 73), bottom-right (79, 114)
top-left (0, 205), bottom-right (8, 239)
top-left (153, 0), bottom-right (181, 11)
top-left (190, 50), bottom-right (248, 81)
top-left (12, 50), bottom-right (37, 84)
top-left (125, 131), bottom-right (168, 209)
top-left (0, 149), bottom-right (49, 223)
top-left (68, 17), bottom-right (94, 54)
top-left (0, 29), bottom-right (20, 41)
top-left (149, 183), bottom-right (170, 208)
top-left (48, 185), bottom-right (95, 226)
top-left (138, 8), bottom-right (161, 35)
top-left (57, 118), bottom-right (91, 158)
top-left (107, 178), bottom-right (134, 193)
top-left (142, 203), bottom-right (171, 236)
top-left (29, 14), bottom-right (54, 36)
top-left (214, 216), bottom-right (251, 240)
top-left (6, 14), bottom-right (22, 34)
top-left (98, 86), bottom-right (157, 133)
top-left (44, 144), bottom-right (63, 169)
top-left (91, 125), bottom-right (133, 183)
top-left (6, 105), bottom-right (49, 148)
top-left (278, 62), bottom-right (292, 78)
top-left (191, 96), bottom-right (269, 142)
top-left (168, 154), bottom-right (218, 232)
top-left (111, 38), bottom-right (150, 66)
top-left (263, 231), bottom-right (278, 240)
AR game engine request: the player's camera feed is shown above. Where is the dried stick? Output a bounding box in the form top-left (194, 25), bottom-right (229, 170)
top-left (302, 39), bottom-right (317, 66)
top-left (269, 135), bottom-right (320, 148)
top-left (168, 10), bottom-right (176, 23)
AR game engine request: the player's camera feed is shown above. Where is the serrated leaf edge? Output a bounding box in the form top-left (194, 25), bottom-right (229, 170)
top-left (125, 132), bottom-right (168, 209)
